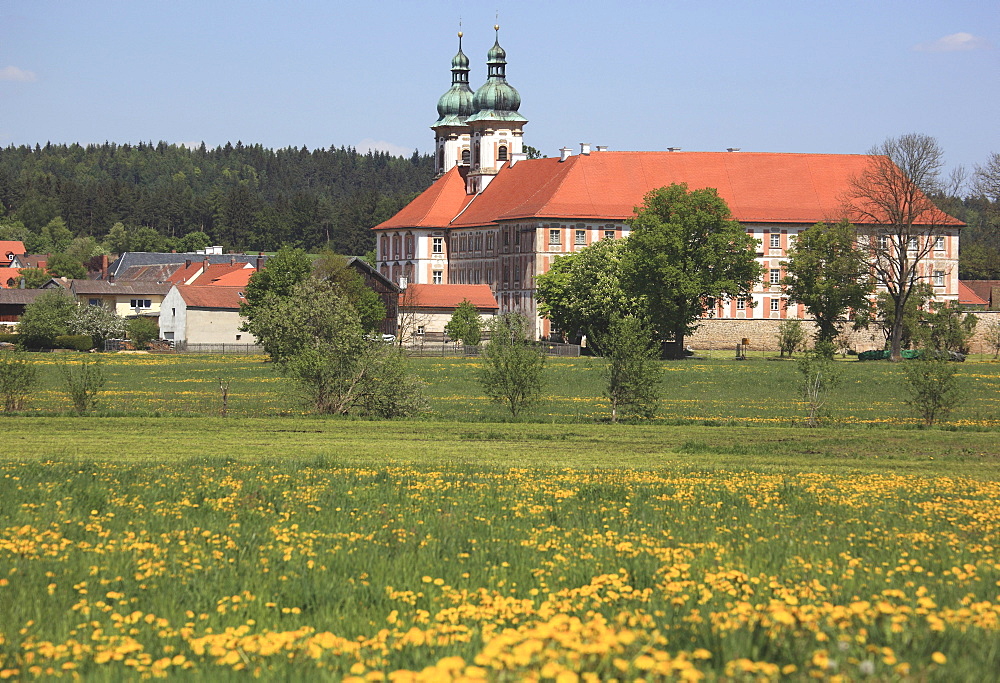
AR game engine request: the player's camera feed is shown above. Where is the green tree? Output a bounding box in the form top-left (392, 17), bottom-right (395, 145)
top-left (16, 289), bottom-right (77, 349)
top-left (873, 284), bottom-right (933, 350)
top-left (776, 319), bottom-right (805, 358)
top-left (71, 306), bottom-right (126, 349)
top-left (253, 278), bottom-right (423, 417)
top-left (46, 253), bottom-right (87, 279)
top-left (59, 358), bottom-right (106, 415)
top-left (127, 317), bottom-right (160, 350)
top-left (444, 300), bottom-right (483, 345)
top-left (536, 238), bottom-right (641, 351)
top-left (176, 231), bottom-right (213, 253)
top-left (41, 217), bottom-right (74, 253)
top-left (312, 251), bottom-right (386, 333)
top-left (0, 350), bottom-right (37, 411)
top-left (984, 319), bottom-right (1000, 359)
top-left (598, 315), bottom-right (661, 422)
top-left (15, 268), bottom-right (51, 289)
top-left (780, 220), bottom-right (874, 350)
top-left (104, 222), bottom-right (128, 254)
top-left (241, 245), bottom-right (314, 356)
top-left (903, 357), bottom-right (963, 426)
top-left (623, 184), bottom-right (763, 358)
top-left (914, 302), bottom-right (977, 355)
top-left (479, 313), bottom-right (546, 418)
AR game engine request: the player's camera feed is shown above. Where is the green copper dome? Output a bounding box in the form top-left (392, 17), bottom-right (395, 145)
top-left (467, 26), bottom-right (527, 124)
top-left (433, 33), bottom-right (475, 127)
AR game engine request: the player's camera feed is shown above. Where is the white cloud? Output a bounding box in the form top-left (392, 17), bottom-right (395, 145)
top-left (913, 32), bottom-right (993, 52)
top-left (0, 66), bottom-right (37, 82)
top-left (358, 138), bottom-right (412, 158)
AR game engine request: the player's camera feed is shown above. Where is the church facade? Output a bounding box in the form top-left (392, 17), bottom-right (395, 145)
top-left (374, 29), bottom-right (961, 340)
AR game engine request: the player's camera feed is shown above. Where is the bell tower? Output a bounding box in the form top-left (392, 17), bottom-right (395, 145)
top-left (431, 32), bottom-right (475, 177)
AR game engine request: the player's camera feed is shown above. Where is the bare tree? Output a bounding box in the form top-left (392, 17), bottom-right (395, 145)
top-left (396, 285), bottom-right (431, 348)
top-left (973, 151), bottom-right (1000, 202)
top-left (847, 134), bottom-right (959, 361)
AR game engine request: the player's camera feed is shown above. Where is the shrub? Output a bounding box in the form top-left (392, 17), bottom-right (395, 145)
top-left (16, 289), bottom-right (77, 349)
top-left (0, 349), bottom-right (37, 411)
top-left (59, 358), bottom-right (106, 415)
top-left (798, 347), bottom-right (840, 427)
top-left (54, 335), bottom-right (95, 351)
top-left (776, 320), bottom-right (805, 358)
top-left (126, 317), bottom-right (160, 350)
top-left (903, 357), bottom-right (963, 426)
top-left (0, 333), bottom-right (20, 345)
top-left (479, 313), bottom-right (546, 418)
top-left (598, 315), bottom-right (661, 422)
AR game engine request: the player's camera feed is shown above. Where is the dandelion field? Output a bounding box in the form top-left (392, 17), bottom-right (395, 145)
top-left (2, 353), bottom-right (1000, 680)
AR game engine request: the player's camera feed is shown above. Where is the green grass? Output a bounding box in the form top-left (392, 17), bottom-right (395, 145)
top-left (11, 352), bottom-right (1000, 428)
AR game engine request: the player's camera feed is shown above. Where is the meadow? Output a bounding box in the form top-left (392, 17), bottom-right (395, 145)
top-left (1, 353), bottom-right (1000, 680)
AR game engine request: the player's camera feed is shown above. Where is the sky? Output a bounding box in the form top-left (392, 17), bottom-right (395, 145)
top-left (1, 1), bottom-right (997, 180)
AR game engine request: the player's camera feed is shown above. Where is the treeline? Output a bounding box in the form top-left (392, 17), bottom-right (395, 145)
top-left (938, 194), bottom-right (1000, 280)
top-left (0, 141), bottom-right (435, 255)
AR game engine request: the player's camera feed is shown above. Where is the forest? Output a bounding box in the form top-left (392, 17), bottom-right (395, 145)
top-left (0, 141), bottom-right (435, 258)
top-left (0, 141), bottom-right (997, 280)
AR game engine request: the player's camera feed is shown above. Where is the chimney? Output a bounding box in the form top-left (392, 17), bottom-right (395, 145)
top-left (509, 151), bottom-right (526, 167)
top-left (559, 147), bottom-right (573, 162)
top-left (595, 145), bottom-right (609, 152)
top-left (101, 254), bottom-right (109, 280)
top-left (667, 147), bottom-right (682, 152)
top-left (256, 255), bottom-right (264, 271)
top-left (230, 256), bottom-right (235, 266)
top-left (727, 147), bottom-right (741, 152)
top-left (580, 143), bottom-right (591, 155)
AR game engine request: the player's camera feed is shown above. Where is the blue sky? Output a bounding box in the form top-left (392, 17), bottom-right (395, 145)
top-left (1, 1), bottom-right (997, 179)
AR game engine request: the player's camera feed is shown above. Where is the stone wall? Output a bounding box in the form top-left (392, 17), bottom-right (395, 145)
top-left (686, 311), bottom-right (1000, 355)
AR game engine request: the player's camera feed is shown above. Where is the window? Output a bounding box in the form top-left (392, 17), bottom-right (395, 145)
top-left (432, 270), bottom-right (442, 285)
top-left (88, 298), bottom-right (101, 307)
top-left (416, 326), bottom-right (425, 335)
top-left (736, 297), bottom-right (746, 309)
top-left (770, 233), bottom-right (781, 249)
top-left (549, 229), bottom-right (561, 246)
top-left (933, 270), bottom-right (945, 286)
top-left (235, 334), bottom-right (242, 341)
top-left (769, 269), bottom-right (781, 285)
top-left (498, 144), bottom-right (508, 161)
top-left (908, 236), bottom-right (919, 250)
top-left (130, 299), bottom-right (152, 310)
top-left (461, 148), bottom-right (470, 164)
top-left (878, 235), bottom-right (889, 250)
top-left (575, 229), bottom-right (586, 246)
top-left (771, 299), bottom-right (781, 311)
top-left (935, 235), bottom-right (945, 250)
top-left (604, 229), bottom-right (615, 240)
top-left (432, 237), bottom-right (443, 255)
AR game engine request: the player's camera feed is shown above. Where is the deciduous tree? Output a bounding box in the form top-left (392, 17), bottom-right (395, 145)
top-left (623, 184), bottom-right (763, 358)
top-left (598, 316), bottom-right (661, 422)
top-left (848, 134), bottom-right (955, 361)
top-left (780, 220), bottom-right (873, 349)
top-left (479, 313), bottom-right (546, 418)
top-left (444, 299), bottom-right (483, 346)
top-left (16, 289), bottom-right (77, 349)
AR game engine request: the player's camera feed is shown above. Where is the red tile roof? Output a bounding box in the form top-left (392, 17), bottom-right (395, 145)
top-left (208, 267), bottom-right (255, 287)
top-left (400, 284), bottom-right (498, 311)
top-left (958, 281), bottom-right (988, 307)
top-left (176, 285), bottom-right (246, 309)
top-left (375, 152), bottom-right (962, 229)
top-left (0, 242), bottom-right (26, 263)
top-left (0, 267), bottom-right (22, 287)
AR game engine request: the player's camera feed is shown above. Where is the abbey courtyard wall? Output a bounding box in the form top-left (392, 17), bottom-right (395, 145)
top-left (685, 312), bottom-right (1000, 355)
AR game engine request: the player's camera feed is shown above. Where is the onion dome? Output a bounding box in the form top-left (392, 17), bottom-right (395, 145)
top-left (433, 32), bottom-right (475, 127)
top-left (467, 25), bottom-right (527, 123)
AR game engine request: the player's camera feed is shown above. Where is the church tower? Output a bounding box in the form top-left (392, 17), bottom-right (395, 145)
top-left (465, 25), bottom-right (528, 194)
top-left (431, 32), bottom-right (475, 177)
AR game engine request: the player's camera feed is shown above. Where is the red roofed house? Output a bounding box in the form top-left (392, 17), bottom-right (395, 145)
top-left (398, 283), bottom-right (498, 343)
top-left (159, 285), bottom-right (257, 347)
top-left (0, 242), bottom-right (26, 268)
top-left (374, 30), bottom-right (962, 340)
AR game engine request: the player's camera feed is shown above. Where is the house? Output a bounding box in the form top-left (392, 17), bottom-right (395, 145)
top-left (159, 286), bottom-right (255, 346)
top-left (961, 281), bottom-right (1000, 310)
top-left (343, 256), bottom-right (400, 337)
top-left (0, 241), bottom-right (26, 268)
top-left (374, 29), bottom-right (962, 340)
top-left (0, 288), bottom-right (49, 327)
top-left (0, 268), bottom-right (23, 288)
top-left (108, 249), bottom-right (268, 282)
top-left (68, 280), bottom-right (172, 317)
top-left (398, 283), bottom-right (498, 342)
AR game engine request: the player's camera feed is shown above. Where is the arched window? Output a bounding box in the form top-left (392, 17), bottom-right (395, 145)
top-left (461, 148), bottom-right (471, 164)
top-left (498, 144), bottom-right (508, 161)
top-left (437, 148), bottom-right (444, 168)
top-left (473, 142), bottom-right (480, 164)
